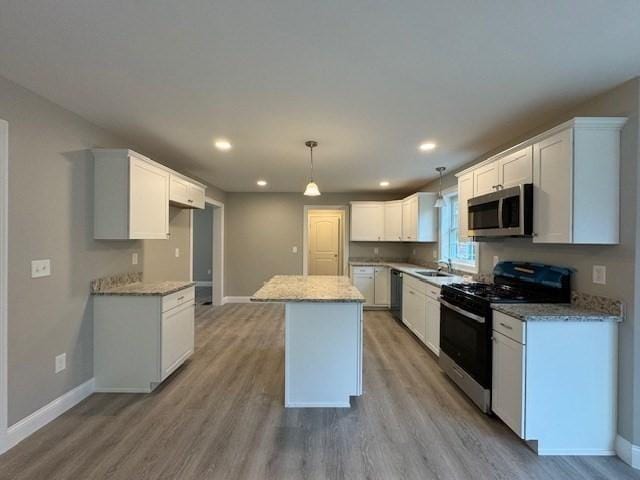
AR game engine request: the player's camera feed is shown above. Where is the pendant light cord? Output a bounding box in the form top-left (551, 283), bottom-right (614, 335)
top-left (309, 145), bottom-right (314, 182)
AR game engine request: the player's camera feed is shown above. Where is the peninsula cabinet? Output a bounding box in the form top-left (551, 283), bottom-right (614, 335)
top-left (93, 149), bottom-right (170, 239)
top-left (350, 202), bottom-right (385, 241)
top-left (94, 286), bottom-right (196, 393)
top-left (491, 310), bottom-right (618, 454)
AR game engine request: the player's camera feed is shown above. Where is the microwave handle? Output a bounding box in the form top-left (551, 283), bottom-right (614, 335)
top-left (497, 197), bottom-right (504, 229)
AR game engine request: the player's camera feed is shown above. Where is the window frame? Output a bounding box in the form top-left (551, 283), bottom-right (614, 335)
top-left (438, 186), bottom-right (479, 274)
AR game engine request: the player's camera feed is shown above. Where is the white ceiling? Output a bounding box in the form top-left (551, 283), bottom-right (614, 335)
top-left (1, 1), bottom-right (639, 192)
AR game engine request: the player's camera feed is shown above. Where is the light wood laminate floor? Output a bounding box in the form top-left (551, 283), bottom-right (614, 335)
top-left (0, 304), bottom-right (637, 480)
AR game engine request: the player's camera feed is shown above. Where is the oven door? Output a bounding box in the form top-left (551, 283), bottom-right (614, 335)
top-left (439, 299), bottom-right (491, 388)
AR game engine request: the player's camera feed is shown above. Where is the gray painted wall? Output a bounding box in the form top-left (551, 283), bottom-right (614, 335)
top-left (0, 75), bottom-right (144, 424)
top-left (411, 78), bottom-right (640, 444)
top-left (142, 207), bottom-right (192, 282)
top-left (193, 204), bottom-right (214, 282)
top-left (224, 192), bottom-right (407, 296)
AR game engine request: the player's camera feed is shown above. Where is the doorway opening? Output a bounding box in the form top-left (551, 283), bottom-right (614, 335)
top-left (303, 206), bottom-right (349, 276)
top-left (190, 197), bottom-right (224, 306)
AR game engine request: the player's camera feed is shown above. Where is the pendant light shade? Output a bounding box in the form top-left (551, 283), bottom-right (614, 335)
top-left (303, 140), bottom-right (321, 196)
top-left (434, 166), bottom-right (446, 208)
top-left (304, 181), bottom-right (321, 196)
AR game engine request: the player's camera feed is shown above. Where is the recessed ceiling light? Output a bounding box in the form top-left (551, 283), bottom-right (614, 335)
top-left (256, 180), bottom-right (267, 187)
top-left (419, 142), bottom-right (437, 151)
top-left (214, 139), bottom-right (232, 151)
top-left (379, 181), bottom-right (390, 187)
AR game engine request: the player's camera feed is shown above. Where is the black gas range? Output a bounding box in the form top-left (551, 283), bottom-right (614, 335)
top-left (438, 261), bottom-right (572, 413)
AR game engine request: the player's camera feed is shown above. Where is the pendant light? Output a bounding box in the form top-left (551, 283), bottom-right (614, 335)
top-left (434, 166), bottom-right (446, 208)
top-left (303, 140), bottom-right (321, 196)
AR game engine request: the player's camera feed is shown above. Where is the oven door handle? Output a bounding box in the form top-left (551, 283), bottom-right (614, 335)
top-left (439, 298), bottom-right (486, 324)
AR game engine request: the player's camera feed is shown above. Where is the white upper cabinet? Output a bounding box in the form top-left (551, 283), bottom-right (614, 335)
top-left (456, 117), bottom-right (626, 245)
top-left (532, 119), bottom-right (624, 244)
top-left (94, 149), bottom-right (170, 240)
top-left (170, 175), bottom-right (205, 209)
top-left (498, 146), bottom-right (533, 189)
top-left (350, 202), bottom-right (385, 241)
top-left (402, 193), bottom-right (437, 242)
top-left (473, 161), bottom-right (499, 196)
top-left (457, 171), bottom-right (474, 241)
top-left (384, 201), bottom-right (403, 241)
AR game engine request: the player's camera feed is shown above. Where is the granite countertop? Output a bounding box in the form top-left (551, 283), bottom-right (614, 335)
top-left (491, 303), bottom-right (622, 323)
top-left (349, 260), bottom-right (465, 287)
top-left (251, 275), bottom-right (365, 303)
top-left (92, 280), bottom-right (195, 296)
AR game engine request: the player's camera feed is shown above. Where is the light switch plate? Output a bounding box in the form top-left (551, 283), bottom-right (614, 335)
top-left (292, 246), bottom-right (298, 253)
top-left (55, 353), bottom-right (66, 373)
top-left (31, 259), bottom-right (51, 278)
top-left (493, 256), bottom-right (499, 267)
top-left (373, 247), bottom-right (379, 255)
top-left (175, 248), bottom-right (180, 258)
top-left (132, 253), bottom-right (138, 265)
top-left (593, 265), bottom-right (607, 285)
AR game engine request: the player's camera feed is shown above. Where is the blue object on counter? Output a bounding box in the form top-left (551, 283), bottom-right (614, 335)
top-left (493, 261), bottom-right (574, 289)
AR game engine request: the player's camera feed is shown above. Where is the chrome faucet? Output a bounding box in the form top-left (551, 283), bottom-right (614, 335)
top-left (438, 258), bottom-right (453, 273)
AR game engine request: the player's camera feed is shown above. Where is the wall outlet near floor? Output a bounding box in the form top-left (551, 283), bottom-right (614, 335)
top-left (55, 353), bottom-right (66, 374)
top-left (31, 259), bottom-right (51, 278)
top-left (493, 256), bottom-right (499, 267)
top-left (373, 247), bottom-right (379, 255)
top-left (592, 265), bottom-right (607, 285)
top-left (175, 248), bottom-right (180, 258)
top-left (132, 253), bottom-right (138, 265)
top-left (292, 246), bottom-right (298, 253)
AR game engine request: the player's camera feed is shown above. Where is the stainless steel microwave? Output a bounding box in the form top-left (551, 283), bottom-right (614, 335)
top-left (467, 184), bottom-right (533, 237)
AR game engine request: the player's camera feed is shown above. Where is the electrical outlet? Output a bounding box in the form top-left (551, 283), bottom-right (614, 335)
top-left (493, 256), bottom-right (499, 267)
top-left (292, 246), bottom-right (298, 253)
top-left (373, 247), bottom-right (379, 255)
top-left (175, 248), bottom-right (180, 258)
top-left (55, 353), bottom-right (66, 374)
top-left (31, 259), bottom-right (51, 278)
top-left (593, 265), bottom-right (607, 285)
top-left (207, 269), bottom-right (212, 275)
top-left (132, 253), bottom-right (138, 265)
top-left (413, 249), bottom-right (417, 255)
top-left (432, 250), bottom-right (437, 259)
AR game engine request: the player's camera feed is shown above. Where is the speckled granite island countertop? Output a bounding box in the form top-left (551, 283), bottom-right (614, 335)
top-left (251, 275), bottom-right (365, 303)
top-left (492, 303), bottom-right (622, 322)
top-left (92, 280), bottom-right (195, 296)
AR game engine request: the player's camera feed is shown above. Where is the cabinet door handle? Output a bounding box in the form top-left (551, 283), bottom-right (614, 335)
top-left (499, 322), bottom-right (513, 330)
top-left (177, 296), bottom-right (185, 301)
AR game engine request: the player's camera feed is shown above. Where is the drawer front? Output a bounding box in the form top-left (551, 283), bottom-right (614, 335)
top-left (352, 266), bottom-right (374, 275)
top-left (404, 274), bottom-right (429, 296)
top-left (162, 286), bottom-right (195, 313)
top-left (425, 284), bottom-right (440, 300)
top-left (493, 310), bottom-right (525, 344)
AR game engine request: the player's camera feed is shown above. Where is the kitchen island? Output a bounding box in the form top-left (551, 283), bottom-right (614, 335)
top-left (251, 275), bottom-right (365, 408)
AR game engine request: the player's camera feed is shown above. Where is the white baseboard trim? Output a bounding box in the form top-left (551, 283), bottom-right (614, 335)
top-left (7, 378), bottom-right (95, 450)
top-left (616, 434), bottom-right (640, 469)
top-left (223, 296), bottom-right (252, 304)
top-left (537, 448), bottom-right (615, 456)
top-left (195, 281), bottom-right (212, 287)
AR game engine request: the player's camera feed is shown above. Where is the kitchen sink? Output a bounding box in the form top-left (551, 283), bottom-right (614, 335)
top-left (415, 270), bottom-right (451, 277)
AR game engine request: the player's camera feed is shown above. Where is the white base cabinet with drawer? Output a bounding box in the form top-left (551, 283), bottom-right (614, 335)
top-left (351, 266), bottom-right (389, 307)
top-left (94, 287), bottom-right (195, 393)
top-left (491, 310), bottom-right (618, 454)
top-left (402, 275), bottom-right (440, 355)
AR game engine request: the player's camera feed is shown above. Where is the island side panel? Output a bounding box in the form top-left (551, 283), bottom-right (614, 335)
top-left (285, 302), bottom-right (363, 407)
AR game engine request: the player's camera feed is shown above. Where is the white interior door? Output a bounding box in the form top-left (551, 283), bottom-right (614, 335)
top-left (308, 212), bottom-right (342, 275)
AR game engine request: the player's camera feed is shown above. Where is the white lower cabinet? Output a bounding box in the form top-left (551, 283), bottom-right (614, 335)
top-left (492, 330), bottom-right (525, 437)
top-left (491, 310), bottom-right (618, 454)
top-left (402, 275), bottom-right (440, 355)
top-left (94, 286), bottom-right (195, 392)
top-left (351, 266), bottom-right (389, 307)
